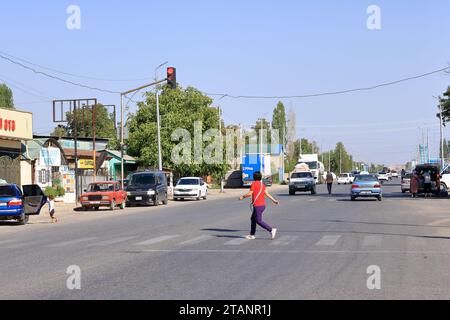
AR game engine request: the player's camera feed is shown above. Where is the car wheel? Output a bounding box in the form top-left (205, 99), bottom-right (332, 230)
top-left (82, 206), bottom-right (89, 211)
top-left (110, 200), bottom-right (116, 211)
top-left (351, 196), bottom-right (356, 201)
top-left (17, 214), bottom-right (28, 225)
top-left (162, 194), bottom-right (168, 205)
top-left (311, 187), bottom-right (316, 195)
top-left (154, 195), bottom-right (159, 206)
top-left (378, 196), bottom-right (383, 201)
top-left (289, 189), bottom-right (295, 195)
top-left (401, 190), bottom-right (406, 194)
top-left (203, 192), bottom-right (207, 200)
top-left (94, 206), bottom-right (100, 211)
top-left (196, 192), bottom-right (201, 201)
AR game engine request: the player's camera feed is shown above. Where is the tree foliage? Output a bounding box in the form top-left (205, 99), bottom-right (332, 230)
top-left (0, 83), bottom-right (14, 109)
top-left (51, 104), bottom-right (118, 149)
top-left (127, 85), bottom-right (229, 179)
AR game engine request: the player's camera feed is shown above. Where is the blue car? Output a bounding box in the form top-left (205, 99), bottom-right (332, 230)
top-left (0, 184), bottom-right (47, 225)
top-left (350, 174), bottom-right (382, 201)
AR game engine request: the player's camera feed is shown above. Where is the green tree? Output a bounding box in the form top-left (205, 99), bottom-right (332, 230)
top-left (127, 85), bottom-right (229, 180)
top-left (51, 104), bottom-right (118, 149)
top-left (272, 101), bottom-right (287, 146)
top-left (442, 86), bottom-right (450, 124)
top-left (0, 83), bottom-right (14, 109)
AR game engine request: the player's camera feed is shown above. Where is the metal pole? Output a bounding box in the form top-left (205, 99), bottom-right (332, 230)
top-left (156, 89), bottom-right (162, 171)
top-left (439, 97), bottom-right (445, 169)
top-left (93, 103), bottom-right (96, 182)
top-left (259, 119), bottom-right (263, 174)
top-left (73, 100), bottom-right (79, 203)
top-left (120, 94), bottom-right (125, 190)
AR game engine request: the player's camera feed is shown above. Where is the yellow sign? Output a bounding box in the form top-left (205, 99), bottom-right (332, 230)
top-left (78, 159), bottom-right (94, 169)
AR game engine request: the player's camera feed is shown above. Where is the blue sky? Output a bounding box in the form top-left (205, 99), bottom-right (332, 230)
top-left (0, 1), bottom-right (449, 165)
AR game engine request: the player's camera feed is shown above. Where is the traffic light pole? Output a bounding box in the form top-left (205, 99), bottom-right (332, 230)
top-left (120, 78), bottom-right (167, 190)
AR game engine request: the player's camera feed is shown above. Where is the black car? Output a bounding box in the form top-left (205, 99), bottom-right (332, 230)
top-left (126, 171), bottom-right (168, 207)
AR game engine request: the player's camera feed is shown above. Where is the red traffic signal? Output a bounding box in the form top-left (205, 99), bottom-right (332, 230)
top-left (167, 67), bottom-right (176, 89)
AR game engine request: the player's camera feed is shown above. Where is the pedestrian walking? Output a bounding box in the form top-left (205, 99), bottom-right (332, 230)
top-left (239, 171), bottom-right (279, 240)
top-left (326, 171), bottom-right (334, 195)
top-left (46, 195), bottom-right (58, 223)
top-left (410, 172), bottom-right (419, 198)
top-left (423, 171), bottom-right (432, 199)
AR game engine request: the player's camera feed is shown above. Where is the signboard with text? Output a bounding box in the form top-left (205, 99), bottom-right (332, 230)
top-left (0, 108), bottom-right (33, 140)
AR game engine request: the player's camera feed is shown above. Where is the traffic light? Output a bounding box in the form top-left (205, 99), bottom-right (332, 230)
top-left (166, 67), bottom-right (176, 89)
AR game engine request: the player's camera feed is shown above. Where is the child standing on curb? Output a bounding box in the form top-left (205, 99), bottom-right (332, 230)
top-left (46, 195), bottom-right (58, 223)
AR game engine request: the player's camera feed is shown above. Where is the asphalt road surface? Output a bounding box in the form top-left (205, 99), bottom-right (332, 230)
top-left (2, 180), bottom-right (450, 300)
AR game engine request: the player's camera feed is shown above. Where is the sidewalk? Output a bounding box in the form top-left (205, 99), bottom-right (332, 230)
top-left (28, 184), bottom-right (286, 224)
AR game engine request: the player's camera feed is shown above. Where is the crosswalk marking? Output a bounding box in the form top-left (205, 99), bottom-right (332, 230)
top-left (89, 236), bottom-right (137, 247)
top-left (178, 235), bottom-right (213, 246)
top-left (308, 199), bottom-right (318, 202)
top-left (47, 237), bottom-right (97, 248)
top-left (316, 235), bottom-right (341, 246)
top-left (135, 235), bottom-right (180, 246)
top-left (0, 240), bottom-right (16, 246)
top-left (362, 235), bottom-right (383, 246)
top-left (224, 237), bottom-right (249, 245)
top-left (270, 235), bottom-right (298, 246)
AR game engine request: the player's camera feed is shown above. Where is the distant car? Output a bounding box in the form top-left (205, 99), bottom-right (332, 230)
top-left (263, 176), bottom-right (273, 187)
top-left (337, 173), bottom-right (352, 185)
top-left (289, 171), bottom-right (316, 195)
top-left (401, 173), bottom-right (412, 193)
top-left (174, 177), bottom-right (208, 201)
top-left (377, 172), bottom-right (389, 182)
top-left (80, 181), bottom-right (127, 211)
top-left (126, 171), bottom-right (168, 207)
top-left (0, 184), bottom-right (47, 225)
top-left (391, 171), bottom-right (399, 178)
top-left (351, 174), bottom-right (382, 201)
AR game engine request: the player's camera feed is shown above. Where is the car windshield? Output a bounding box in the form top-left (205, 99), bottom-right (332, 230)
top-left (0, 186), bottom-right (16, 197)
top-left (88, 184), bottom-right (115, 192)
top-left (340, 174), bottom-right (348, 178)
top-left (291, 172), bottom-right (312, 178)
top-left (177, 179), bottom-right (199, 185)
top-left (130, 174), bottom-right (156, 186)
top-left (355, 175), bottom-right (378, 182)
top-left (303, 162), bottom-right (317, 169)
top-left (404, 173), bottom-right (412, 179)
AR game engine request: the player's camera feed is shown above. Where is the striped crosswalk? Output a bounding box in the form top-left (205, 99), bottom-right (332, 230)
top-left (0, 233), bottom-right (436, 252)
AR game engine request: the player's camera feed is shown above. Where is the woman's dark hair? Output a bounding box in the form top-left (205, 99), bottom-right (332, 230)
top-left (253, 171), bottom-right (262, 181)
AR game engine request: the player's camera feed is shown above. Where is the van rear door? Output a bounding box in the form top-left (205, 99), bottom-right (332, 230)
top-left (22, 185), bottom-right (47, 215)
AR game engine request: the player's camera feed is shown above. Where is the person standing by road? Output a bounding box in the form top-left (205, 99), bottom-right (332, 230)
top-left (410, 172), bottom-right (419, 198)
top-left (46, 195), bottom-right (58, 223)
top-left (423, 171), bottom-right (432, 199)
top-left (326, 171), bottom-right (334, 195)
top-left (239, 172), bottom-right (279, 240)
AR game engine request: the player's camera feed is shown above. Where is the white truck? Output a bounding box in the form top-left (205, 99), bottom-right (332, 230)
top-left (295, 154), bottom-right (325, 184)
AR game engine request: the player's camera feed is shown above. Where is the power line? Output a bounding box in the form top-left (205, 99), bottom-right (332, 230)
top-left (0, 50), bottom-right (153, 83)
top-left (204, 66), bottom-right (450, 100)
top-left (0, 53), bottom-right (120, 94)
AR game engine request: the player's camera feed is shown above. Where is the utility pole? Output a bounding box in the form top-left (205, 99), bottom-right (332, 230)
top-left (339, 146), bottom-right (342, 174)
top-left (155, 62), bottom-right (168, 171)
top-left (259, 118), bottom-right (264, 174)
top-left (92, 103), bottom-right (96, 182)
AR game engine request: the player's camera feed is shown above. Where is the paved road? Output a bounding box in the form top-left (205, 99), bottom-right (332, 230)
top-left (1, 180), bottom-right (450, 300)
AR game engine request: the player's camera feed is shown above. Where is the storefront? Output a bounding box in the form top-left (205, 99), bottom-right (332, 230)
top-left (0, 108), bottom-right (33, 186)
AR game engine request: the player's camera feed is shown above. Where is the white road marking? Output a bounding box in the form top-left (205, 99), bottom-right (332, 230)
top-left (270, 235), bottom-right (298, 246)
top-left (308, 198), bottom-right (318, 202)
top-left (315, 235), bottom-right (341, 246)
top-left (0, 240), bottom-right (16, 245)
top-left (362, 235), bottom-right (383, 246)
top-left (89, 236), bottom-right (137, 247)
top-left (135, 235), bottom-right (180, 246)
top-left (47, 237), bottom-right (97, 248)
top-left (327, 199), bottom-right (335, 202)
top-left (178, 235), bottom-right (213, 246)
top-left (224, 237), bottom-right (249, 245)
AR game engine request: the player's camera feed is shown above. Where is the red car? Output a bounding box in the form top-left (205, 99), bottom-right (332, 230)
top-left (80, 181), bottom-right (127, 211)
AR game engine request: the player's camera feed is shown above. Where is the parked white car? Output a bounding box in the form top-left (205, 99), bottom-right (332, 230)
top-left (337, 173), bottom-right (353, 184)
top-left (173, 177), bottom-right (208, 201)
top-left (377, 172), bottom-right (389, 181)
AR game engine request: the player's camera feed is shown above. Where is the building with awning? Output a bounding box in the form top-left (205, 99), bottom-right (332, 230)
top-left (100, 149), bottom-right (137, 181)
